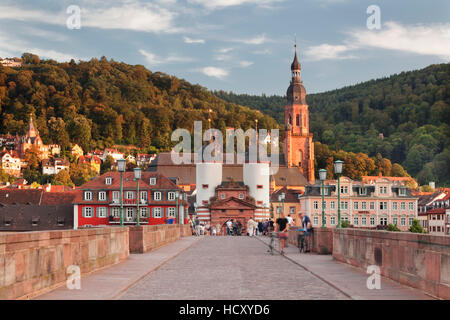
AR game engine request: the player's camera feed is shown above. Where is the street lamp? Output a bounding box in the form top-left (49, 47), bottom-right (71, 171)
top-left (334, 160), bottom-right (343, 228)
top-left (319, 169), bottom-right (327, 228)
top-left (175, 190), bottom-right (179, 224)
top-left (278, 192), bottom-right (285, 219)
top-left (134, 167), bottom-right (141, 226)
top-left (117, 158), bottom-right (126, 227)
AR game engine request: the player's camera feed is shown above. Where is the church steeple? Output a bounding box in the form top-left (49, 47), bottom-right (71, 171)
top-left (27, 114), bottom-right (38, 138)
top-left (286, 45), bottom-right (306, 105)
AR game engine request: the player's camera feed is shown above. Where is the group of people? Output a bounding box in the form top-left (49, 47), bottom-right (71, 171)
top-left (189, 212), bottom-right (314, 255)
top-left (275, 212), bottom-right (313, 255)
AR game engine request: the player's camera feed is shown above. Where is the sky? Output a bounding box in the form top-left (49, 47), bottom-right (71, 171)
top-left (0, 0), bottom-right (449, 95)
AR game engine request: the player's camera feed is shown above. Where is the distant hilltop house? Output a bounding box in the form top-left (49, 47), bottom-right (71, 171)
top-left (102, 148), bottom-right (124, 162)
top-left (42, 157), bottom-right (69, 175)
top-left (136, 153), bottom-right (156, 166)
top-left (126, 154), bottom-right (136, 163)
top-left (71, 144), bottom-right (84, 158)
top-left (78, 154), bottom-right (101, 174)
top-left (0, 58), bottom-right (22, 68)
top-left (0, 134), bottom-right (18, 151)
top-left (362, 173), bottom-right (418, 189)
top-left (0, 149), bottom-right (22, 177)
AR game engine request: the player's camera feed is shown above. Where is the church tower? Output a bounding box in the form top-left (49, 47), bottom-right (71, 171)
top-left (283, 45), bottom-right (315, 183)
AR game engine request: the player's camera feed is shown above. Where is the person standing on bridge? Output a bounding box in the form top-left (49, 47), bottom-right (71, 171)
top-left (247, 218), bottom-right (255, 236)
top-left (299, 212), bottom-right (313, 252)
top-left (276, 213), bottom-right (289, 255)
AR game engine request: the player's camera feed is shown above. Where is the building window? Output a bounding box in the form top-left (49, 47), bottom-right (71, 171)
top-left (399, 188), bottom-right (406, 196)
top-left (379, 202), bottom-right (387, 210)
top-left (154, 191), bottom-right (162, 201)
top-left (330, 216), bottom-right (336, 225)
top-left (361, 202), bottom-right (367, 210)
top-left (168, 192), bottom-right (176, 201)
top-left (340, 201), bottom-right (348, 210)
top-left (125, 207), bottom-right (134, 221)
top-left (112, 191), bottom-right (120, 202)
top-left (149, 177), bottom-right (156, 185)
top-left (354, 202), bottom-right (359, 210)
top-left (140, 207), bottom-right (148, 218)
top-left (238, 193), bottom-right (244, 199)
top-left (111, 207), bottom-right (120, 217)
top-left (321, 188), bottom-right (329, 196)
top-left (409, 202), bottom-right (414, 211)
top-left (313, 201), bottom-right (319, 210)
top-left (125, 191), bottom-right (135, 200)
top-left (83, 207), bottom-right (93, 218)
top-left (380, 217), bottom-right (388, 226)
top-left (220, 193), bottom-right (226, 199)
top-left (370, 216), bottom-right (375, 226)
top-left (84, 191), bottom-right (92, 201)
top-left (257, 185), bottom-right (263, 189)
top-left (168, 207), bottom-right (176, 217)
top-left (152, 207), bottom-right (162, 218)
top-left (379, 186), bottom-right (387, 194)
top-left (400, 202), bottom-right (406, 211)
top-left (393, 217), bottom-right (398, 226)
top-left (140, 191), bottom-right (148, 202)
top-left (353, 216), bottom-right (359, 226)
top-left (330, 201), bottom-right (335, 210)
top-left (105, 177), bottom-right (112, 185)
top-left (408, 217), bottom-right (413, 226)
top-left (370, 202), bottom-right (375, 210)
top-left (361, 217), bottom-right (367, 226)
top-left (340, 186), bottom-right (348, 194)
top-left (393, 202), bottom-right (398, 210)
top-left (323, 201), bottom-right (326, 209)
top-left (97, 207), bottom-right (107, 218)
top-left (401, 217), bottom-right (406, 226)
top-left (202, 200), bottom-right (208, 205)
top-left (99, 191), bottom-right (107, 201)
top-left (290, 207), bottom-right (295, 214)
top-left (359, 188), bottom-right (367, 195)
top-left (313, 216), bottom-right (319, 226)
top-left (202, 184), bottom-right (208, 189)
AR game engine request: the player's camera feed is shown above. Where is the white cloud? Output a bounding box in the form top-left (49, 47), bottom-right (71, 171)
top-left (201, 66), bottom-right (229, 79)
top-left (233, 34), bottom-right (271, 45)
top-left (304, 44), bottom-right (357, 61)
top-left (188, 0), bottom-right (283, 10)
top-left (349, 22), bottom-right (450, 60)
top-left (184, 36), bottom-right (205, 44)
top-left (0, 3), bottom-right (179, 34)
top-left (305, 22), bottom-right (450, 61)
top-left (218, 47), bottom-right (233, 53)
top-left (139, 49), bottom-right (193, 66)
top-left (252, 49), bottom-right (271, 55)
top-left (239, 61), bottom-right (253, 67)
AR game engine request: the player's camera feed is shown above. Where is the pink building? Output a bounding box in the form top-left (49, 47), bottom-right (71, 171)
top-left (299, 176), bottom-right (418, 231)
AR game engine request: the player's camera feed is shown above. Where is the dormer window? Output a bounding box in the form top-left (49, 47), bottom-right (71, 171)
top-left (84, 191), bottom-right (92, 201)
top-left (399, 188), bottom-right (406, 196)
top-left (150, 177), bottom-right (156, 185)
top-left (105, 177), bottom-right (112, 185)
top-left (239, 193), bottom-right (244, 199)
top-left (359, 187), bottom-right (367, 195)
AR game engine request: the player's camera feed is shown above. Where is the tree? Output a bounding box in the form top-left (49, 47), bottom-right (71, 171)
top-left (68, 116), bottom-right (92, 152)
top-left (70, 162), bottom-right (97, 186)
top-left (48, 117), bottom-right (70, 150)
top-left (53, 169), bottom-right (74, 187)
top-left (391, 163), bottom-right (409, 177)
top-left (101, 155), bottom-right (115, 174)
top-left (409, 219), bottom-right (425, 233)
top-left (21, 52), bottom-right (40, 64)
top-left (23, 146), bottom-right (41, 170)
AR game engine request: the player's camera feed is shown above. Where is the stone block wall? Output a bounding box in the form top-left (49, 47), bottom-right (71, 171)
top-left (0, 227), bottom-right (129, 300)
top-left (333, 228), bottom-right (450, 299)
top-left (129, 224), bottom-right (192, 254)
top-left (287, 227), bottom-right (333, 254)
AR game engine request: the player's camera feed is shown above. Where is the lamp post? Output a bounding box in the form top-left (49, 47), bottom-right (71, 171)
top-left (278, 192), bottom-right (285, 219)
top-left (117, 158), bottom-right (126, 227)
top-left (175, 190), bottom-right (179, 224)
top-left (134, 167), bottom-right (141, 226)
top-left (319, 169), bottom-right (327, 228)
top-left (334, 160), bottom-right (343, 228)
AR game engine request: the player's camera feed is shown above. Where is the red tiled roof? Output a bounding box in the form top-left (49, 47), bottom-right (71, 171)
top-left (210, 197), bottom-right (257, 209)
top-left (271, 187), bottom-right (303, 203)
top-left (0, 189), bottom-right (43, 205)
top-left (426, 208), bottom-right (446, 214)
top-left (41, 191), bottom-right (77, 205)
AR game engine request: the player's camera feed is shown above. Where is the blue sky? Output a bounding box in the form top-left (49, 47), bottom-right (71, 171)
top-left (0, 0), bottom-right (449, 95)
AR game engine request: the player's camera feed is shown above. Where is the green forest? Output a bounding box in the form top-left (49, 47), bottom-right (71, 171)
top-left (0, 53), bottom-right (278, 154)
top-left (215, 63), bottom-right (450, 186)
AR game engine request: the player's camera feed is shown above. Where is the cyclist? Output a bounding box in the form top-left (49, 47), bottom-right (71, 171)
top-left (275, 212), bottom-right (289, 255)
top-left (299, 212), bottom-right (313, 252)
